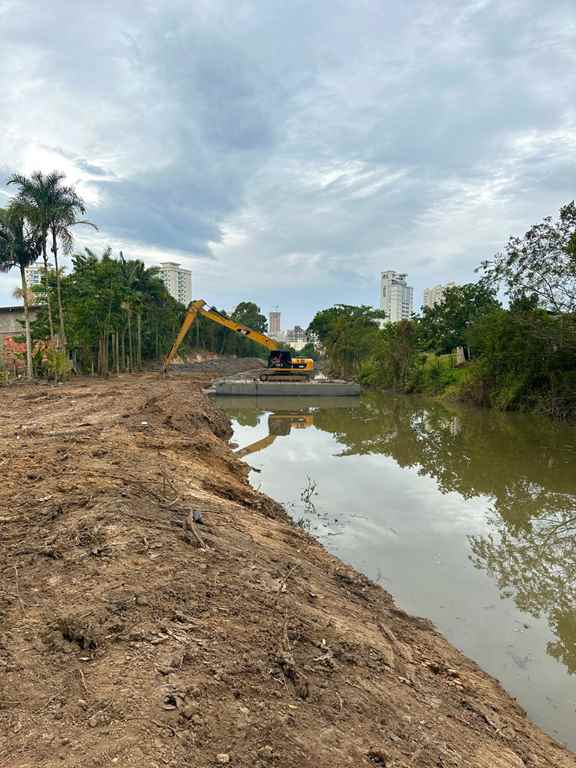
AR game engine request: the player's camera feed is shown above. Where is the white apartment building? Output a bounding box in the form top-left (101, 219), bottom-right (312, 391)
top-left (380, 271), bottom-right (413, 323)
top-left (158, 262), bottom-right (192, 306)
top-left (423, 282), bottom-right (456, 309)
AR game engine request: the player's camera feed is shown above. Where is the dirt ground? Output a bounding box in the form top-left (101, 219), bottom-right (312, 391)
top-left (0, 372), bottom-right (574, 768)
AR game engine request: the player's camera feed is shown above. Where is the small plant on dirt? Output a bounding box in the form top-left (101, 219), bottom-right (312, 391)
top-left (296, 517), bottom-right (312, 532)
top-left (46, 348), bottom-right (73, 382)
top-left (300, 475), bottom-right (318, 515)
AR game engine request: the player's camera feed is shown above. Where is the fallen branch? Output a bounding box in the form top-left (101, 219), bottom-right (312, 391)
top-left (185, 511), bottom-right (207, 549)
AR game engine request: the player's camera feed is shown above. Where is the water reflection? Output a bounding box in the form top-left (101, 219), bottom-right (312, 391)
top-left (226, 393), bottom-right (576, 676)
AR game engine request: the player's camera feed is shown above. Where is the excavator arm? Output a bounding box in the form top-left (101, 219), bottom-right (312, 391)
top-left (162, 299), bottom-right (279, 373)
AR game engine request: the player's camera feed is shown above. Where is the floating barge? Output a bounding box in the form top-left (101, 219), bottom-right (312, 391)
top-left (205, 378), bottom-right (361, 397)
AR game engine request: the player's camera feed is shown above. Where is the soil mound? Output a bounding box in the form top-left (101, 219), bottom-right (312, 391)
top-left (0, 373), bottom-right (573, 767)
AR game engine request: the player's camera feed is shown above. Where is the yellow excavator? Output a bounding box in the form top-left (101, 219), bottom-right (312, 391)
top-left (162, 299), bottom-right (315, 382)
top-left (235, 412), bottom-right (314, 458)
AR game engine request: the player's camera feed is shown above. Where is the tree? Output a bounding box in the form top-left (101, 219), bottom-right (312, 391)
top-left (308, 305), bottom-right (385, 377)
top-left (0, 207), bottom-right (43, 378)
top-left (8, 170), bottom-right (93, 347)
top-left (463, 305), bottom-right (576, 418)
top-left (418, 282), bottom-right (500, 355)
top-left (480, 201), bottom-right (576, 313)
top-left (361, 320), bottom-right (420, 391)
top-left (231, 302), bottom-right (268, 333)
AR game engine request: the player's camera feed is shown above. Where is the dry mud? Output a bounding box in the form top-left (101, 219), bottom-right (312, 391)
top-left (0, 373), bottom-right (573, 768)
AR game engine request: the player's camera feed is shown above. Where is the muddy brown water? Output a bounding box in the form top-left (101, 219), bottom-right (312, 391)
top-left (221, 393), bottom-right (576, 750)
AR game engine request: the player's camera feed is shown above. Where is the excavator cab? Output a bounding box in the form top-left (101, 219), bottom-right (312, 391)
top-left (268, 350), bottom-right (293, 369)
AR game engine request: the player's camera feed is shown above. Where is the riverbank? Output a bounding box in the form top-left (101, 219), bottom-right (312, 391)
top-left (0, 374), bottom-right (573, 767)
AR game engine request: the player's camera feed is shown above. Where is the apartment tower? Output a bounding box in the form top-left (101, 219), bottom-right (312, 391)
top-left (380, 271), bottom-right (414, 322)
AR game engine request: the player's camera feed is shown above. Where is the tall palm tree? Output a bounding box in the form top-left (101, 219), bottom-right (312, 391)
top-left (0, 207), bottom-right (43, 378)
top-left (49, 204), bottom-right (97, 346)
top-left (8, 171), bottom-right (94, 348)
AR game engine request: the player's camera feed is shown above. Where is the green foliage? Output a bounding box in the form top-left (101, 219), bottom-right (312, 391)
top-left (418, 282), bottom-right (500, 354)
top-left (308, 305), bottom-right (384, 377)
top-left (231, 301), bottom-right (267, 333)
top-left (31, 247), bottom-right (185, 374)
top-left (192, 301), bottom-right (270, 360)
top-left (461, 307), bottom-right (576, 418)
top-left (296, 341), bottom-right (319, 361)
top-left (480, 201), bottom-right (576, 313)
top-left (46, 349), bottom-right (73, 382)
top-left (359, 321), bottom-right (420, 392)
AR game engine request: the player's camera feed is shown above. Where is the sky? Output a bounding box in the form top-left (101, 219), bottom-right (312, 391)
top-left (1, 0), bottom-right (575, 327)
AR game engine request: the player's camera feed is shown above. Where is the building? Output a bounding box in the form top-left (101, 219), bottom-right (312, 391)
top-left (423, 282), bottom-right (456, 310)
top-left (158, 262), bottom-right (192, 306)
top-left (380, 271), bottom-right (413, 323)
top-left (25, 264), bottom-right (45, 288)
top-left (284, 325), bottom-right (307, 351)
top-left (0, 305), bottom-right (40, 356)
top-left (285, 325), bottom-right (306, 343)
top-left (269, 310), bottom-right (281, 337)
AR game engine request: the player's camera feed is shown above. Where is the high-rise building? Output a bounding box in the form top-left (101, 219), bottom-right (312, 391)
top-left (158, 262), bottom-right (192, 306)
top-left (380, 271), bottom-right (413, 323)
top-left (269, 310), bottom-right (281, 336)
top-left (423, 282), bottom-right (456, 310)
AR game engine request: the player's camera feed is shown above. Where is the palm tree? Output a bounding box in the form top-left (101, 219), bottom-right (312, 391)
top-left (119, 254), bottom-right (162, 368)
top-left (7, 171), bottom-right (94, 348)
top-left (0, 207), bottom-right (43, 378)
top-left (49, 204), bottom-right (97, 347)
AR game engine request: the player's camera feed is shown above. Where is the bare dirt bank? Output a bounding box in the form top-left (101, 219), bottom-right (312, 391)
top-left (0, 373), bottom-right (573, 768)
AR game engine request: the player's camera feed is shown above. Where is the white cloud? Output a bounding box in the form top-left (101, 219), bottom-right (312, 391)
top-left (1, 0), bottom-right (575, 323)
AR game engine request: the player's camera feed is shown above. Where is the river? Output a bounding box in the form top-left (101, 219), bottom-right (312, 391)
top-left (221, 393), bottom-right (576, 750)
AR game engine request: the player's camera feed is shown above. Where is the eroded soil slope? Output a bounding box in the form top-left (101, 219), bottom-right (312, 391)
top-left (0, 374), bottom-right (574, 768)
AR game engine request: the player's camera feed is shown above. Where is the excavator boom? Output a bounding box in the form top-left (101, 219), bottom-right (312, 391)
top-left (163, 298), bottom-right (313, 377)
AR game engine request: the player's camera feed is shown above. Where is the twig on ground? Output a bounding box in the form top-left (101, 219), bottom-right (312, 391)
top-left (13, 566), bottom-right (24, 611)
top-left (78, 668), bottom-right (89, 694)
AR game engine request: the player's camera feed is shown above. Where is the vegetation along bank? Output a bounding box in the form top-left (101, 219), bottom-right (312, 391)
top-left (309, 203), bottom-right (576, 421)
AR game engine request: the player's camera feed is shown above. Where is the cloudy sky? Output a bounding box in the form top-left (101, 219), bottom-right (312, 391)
top-left (1, 0), bottom-right (575, 325)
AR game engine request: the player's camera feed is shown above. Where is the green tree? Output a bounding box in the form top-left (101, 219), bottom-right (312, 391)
top-left (30, 247), bottom-right (184, 376)
top-left (308, 305), bottom-right (384, 377)
top-left (360, 320), bottom-right (420, 392)
top-left (463, 306), bottom-right (576, 418)
top-left (419, 282), bottom-right (500, 355)
top-left (8, 170), bottom-right (94, 347)
top-left (0, 207), bottom-right (43, 378)
top-left (480, 201), bottom-right (576, 313)
top-left (231, 301), bottom-right (267, 332)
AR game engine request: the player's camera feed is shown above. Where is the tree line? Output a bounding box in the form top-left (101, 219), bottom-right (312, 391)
top-left (0, 170), bottom-right (271, 378)
top-left (309, 202), bottom-right (576, 420)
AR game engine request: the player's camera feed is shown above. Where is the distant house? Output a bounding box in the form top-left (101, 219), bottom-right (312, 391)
top-left (0, 305), bottom-right (39, 367)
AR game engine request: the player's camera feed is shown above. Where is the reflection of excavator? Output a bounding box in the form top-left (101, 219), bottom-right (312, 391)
top-left (162, 299), bottom-right (314, 381)
top-left (235, 412), bottom-right (314, 458)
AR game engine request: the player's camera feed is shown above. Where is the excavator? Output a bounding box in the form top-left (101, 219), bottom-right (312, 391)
top-left (234, 412), bottom-right (314, 458)
top-left (162, 299), bottom-right (315, 381)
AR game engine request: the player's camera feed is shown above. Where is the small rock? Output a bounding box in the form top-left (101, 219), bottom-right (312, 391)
top-left (180, 701), bottom-right (199, 720)
top-left (257, 744), bottom-right (274, 760)
top-left (216, 754), bottom-right (231, 764)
